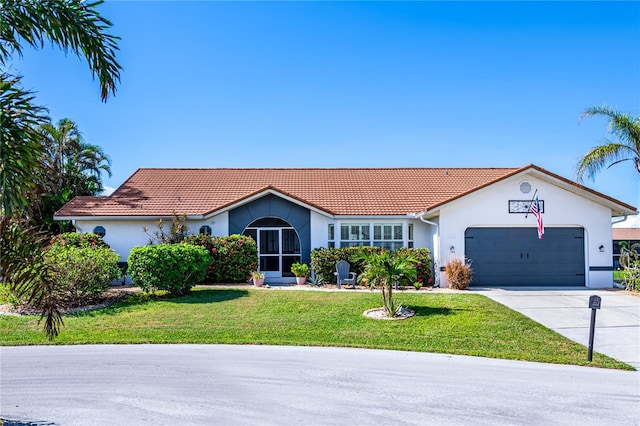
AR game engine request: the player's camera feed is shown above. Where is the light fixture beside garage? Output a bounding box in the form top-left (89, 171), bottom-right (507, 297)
top-left (599, 245), bottom-right (605, 252)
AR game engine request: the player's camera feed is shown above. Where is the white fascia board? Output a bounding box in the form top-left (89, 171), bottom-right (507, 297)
top-left (55, 215), bottom-right (206, 221)
top-left (204, 189), bottom-right (335, 219)
top-left (520, 169), bottom-right (637, 215)
top-left (334, 215), bottom-right (411, 220)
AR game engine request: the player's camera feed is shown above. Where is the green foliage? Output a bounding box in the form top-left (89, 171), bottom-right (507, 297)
top-left (619, 241), bottom-right (640, 291)
top-left (577, 105), bottom-right (640, 181)
top-left (395, 248), bottom-right (433, 287)
top-left (0, 0), bottom-right (122, 101)
top-left (44, 245), bottom-right (121, 305)
top-left (49, 232), bottom-right (109, 249)
top-left (310, 247), bottom-right (433, 288)
top-left (144, 213), bottom-right (188, 244)
top-left (0, 73), bottom-right (49, 217)
top-left (128, 244), bottom-right (210, 295)
top-left (444, 258), bottom-right (473, 290)
top-left (33, 118), bottom-right (112, 232)
top-left (290, 262), bottom-right (310, 277)
top-left (310, 247), bottom-right (384, 284)
top-left (184, 234), bottom-right (258, 283)
top-left (356, 250), bottom-right (417, 317)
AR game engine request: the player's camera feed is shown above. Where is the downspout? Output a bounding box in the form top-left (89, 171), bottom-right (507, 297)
top-left (612, 215), bottom-right (629, 225)
top-left (414, 212), bottom-right (440, 288)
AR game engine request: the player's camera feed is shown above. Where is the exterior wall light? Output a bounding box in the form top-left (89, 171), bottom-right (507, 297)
top-left (598, 245), bottom-right (604, 252)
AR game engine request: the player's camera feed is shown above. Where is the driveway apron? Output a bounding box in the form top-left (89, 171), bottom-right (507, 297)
top-left (473, 287), bottom-right (640, 369)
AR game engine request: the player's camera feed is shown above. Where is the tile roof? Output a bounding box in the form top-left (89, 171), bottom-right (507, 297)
top-left (613, 228), bottom-right (640, 241)
top-left (54, 165), bottom-right (636, 218)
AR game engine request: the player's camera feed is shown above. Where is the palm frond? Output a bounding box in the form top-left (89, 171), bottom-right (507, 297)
top-left (0, 0), bottom-right (122, 101)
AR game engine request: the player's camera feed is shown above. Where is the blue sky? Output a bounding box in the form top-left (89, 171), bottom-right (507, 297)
top-left (8, 1), bottom-right (640, 207)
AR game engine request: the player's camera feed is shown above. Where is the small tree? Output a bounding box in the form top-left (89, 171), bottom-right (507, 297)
top-left (357, 251), bottom-right (416, 317)
top-left (619, 241), bottom-right (640, 291)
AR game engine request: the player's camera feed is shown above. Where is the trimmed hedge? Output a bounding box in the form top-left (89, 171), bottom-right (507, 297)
top-left (310, 246), bottom-right (433, 286)
top-left (44, 245), bottom-right (121, 306)
top-left (395, 248), bottom-right (433, 287)
top-left (49, 232), bottom-right (109, 249)
top-left (128, 244), bottom-right (210, 295)
top-left (183, 234), bottom-right (258, 283)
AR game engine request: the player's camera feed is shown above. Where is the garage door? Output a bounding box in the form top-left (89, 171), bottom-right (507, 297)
top-left (464, 227), bottom-right (585, 287)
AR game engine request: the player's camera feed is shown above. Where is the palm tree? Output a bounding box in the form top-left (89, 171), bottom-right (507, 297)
top-left (34, 118), bottom-right (112, 232)
top-left (357, 250), bottom-right (417, 317)
top-left (577, 105), bottom-right (640, 182)
top-left (0, 0), bottom-right (121, 102)
top-left (0, 0), bottom-right (121, 340)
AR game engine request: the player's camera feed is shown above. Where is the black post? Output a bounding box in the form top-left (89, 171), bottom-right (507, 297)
top-left (587, 308), bottom-right (597, 362)
top-left (587, 295), bottom-right (601, 362)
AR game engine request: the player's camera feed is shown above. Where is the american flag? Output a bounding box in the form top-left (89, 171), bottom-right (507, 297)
top-left (530, 196), bottom-right (544, 239)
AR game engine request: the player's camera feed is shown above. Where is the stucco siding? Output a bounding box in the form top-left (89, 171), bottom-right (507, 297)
top-left (438, 174), bottom-right (614, 288)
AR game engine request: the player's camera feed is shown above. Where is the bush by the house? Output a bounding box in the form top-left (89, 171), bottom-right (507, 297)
top-left (183, 234), bottom-right (258, 283)
top-left (128, 244), bottom-right (210, 295)
top-left (44, 244), bottom-right (121, 306)
top-left (310, 247), bottom-right (433, 286)
top-left (310, 247), bottom-right (384, 284)
top-left (49, 232), bottom-right (109, 249)
top-left (444, 258), bottom-right (472, 290)
top-left (395, 248), bottom-right (433, 287)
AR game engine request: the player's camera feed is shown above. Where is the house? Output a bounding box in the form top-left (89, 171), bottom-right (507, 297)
top-left (54, 164), bottom-right (636, 288)
top-left (612, 228), bottom-right (640, 269)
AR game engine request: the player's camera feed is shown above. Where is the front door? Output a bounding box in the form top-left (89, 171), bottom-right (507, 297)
top-left (243, 218), bottom-right (301, 278)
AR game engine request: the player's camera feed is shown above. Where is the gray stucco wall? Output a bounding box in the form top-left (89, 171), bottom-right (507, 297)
top-left (228, 195), bottom-right (311, 264)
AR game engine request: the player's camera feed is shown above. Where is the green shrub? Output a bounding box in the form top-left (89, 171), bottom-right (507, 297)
top-left (184, 234), bottom-right (258, 283)
top-left (310, 247), bottom-right (383, 284)
top-left (128, 244), bottom-right (210, 295)
top-left (49, 232), bottom-right (109, 249)
top-left (395, 248), bottom-right (433, 287)
top-left (44, 245), bottom-right (121, 306)
top-left (444, 258), bottom-right (472, 290)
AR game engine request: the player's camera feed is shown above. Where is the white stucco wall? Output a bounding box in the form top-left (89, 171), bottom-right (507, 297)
top-left (310, 211), bottom-right (332, 249)
top-left (437, 173), bottom-right (614, 288)
top-left (74, 212), bottom-right (230, 261)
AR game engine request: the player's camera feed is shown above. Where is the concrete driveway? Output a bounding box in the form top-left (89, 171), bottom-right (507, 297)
top-left (474, 287), bottom-right (640, 369)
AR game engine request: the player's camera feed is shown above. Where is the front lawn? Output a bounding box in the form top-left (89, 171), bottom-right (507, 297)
top-left (0, 287), bottom-right (631, 369)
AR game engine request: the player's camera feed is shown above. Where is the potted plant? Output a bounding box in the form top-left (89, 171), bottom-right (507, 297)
top-left (290, 262), bottom-right (310, 285)
top-left (251, 271), bottom-right (265, 287)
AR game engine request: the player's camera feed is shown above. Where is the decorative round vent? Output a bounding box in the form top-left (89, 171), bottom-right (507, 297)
top-left (519, 181), bottom-right (532, 194)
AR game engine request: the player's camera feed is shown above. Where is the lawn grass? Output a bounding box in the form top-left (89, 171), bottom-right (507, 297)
top-left (0, 287), bottom-right (631, 370)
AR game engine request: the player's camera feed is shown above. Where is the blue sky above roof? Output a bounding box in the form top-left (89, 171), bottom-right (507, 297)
top-left (9, 1), bottom-right (639, 206)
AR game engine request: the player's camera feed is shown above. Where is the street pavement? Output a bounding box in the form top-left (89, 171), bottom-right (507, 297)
top-left (1, 344), bottom-right (639, 425)
top-left (473, 287), bottom-right (640, 369)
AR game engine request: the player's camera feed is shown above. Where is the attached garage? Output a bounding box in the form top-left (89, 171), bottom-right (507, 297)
top-left (465, 227), bottom-right (585, 287)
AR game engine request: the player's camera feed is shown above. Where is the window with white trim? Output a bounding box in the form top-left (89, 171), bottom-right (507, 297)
top-left (373, 223), bottom-right (403, 251)
top-left (340, 223), bottom-right (370, 247)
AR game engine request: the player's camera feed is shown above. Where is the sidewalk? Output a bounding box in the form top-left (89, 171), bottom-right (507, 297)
top-left (474, 287), bottom-right (640, 369)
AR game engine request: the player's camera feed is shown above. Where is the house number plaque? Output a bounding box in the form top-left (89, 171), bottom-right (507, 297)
top-left (508, 200), bottom-right (544, 214)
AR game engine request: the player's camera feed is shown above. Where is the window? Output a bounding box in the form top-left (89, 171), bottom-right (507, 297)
top-left (93, 226), bottom-right (106, 237)
top-left (199, 225), bottom-right (212, 236)
top-left (328, 224), bottom-right (335, 248)
top-left (340, 223), bottom-right (370, 247)
top-left (373, 223), bottom-right (403, 250)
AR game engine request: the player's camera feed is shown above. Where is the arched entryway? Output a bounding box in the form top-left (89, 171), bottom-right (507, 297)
top-left (243, 217), bottom-right (301, 279)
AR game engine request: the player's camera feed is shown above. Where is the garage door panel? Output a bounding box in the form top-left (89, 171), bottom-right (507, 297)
top-left (465, 227), bottom-right (585, 287)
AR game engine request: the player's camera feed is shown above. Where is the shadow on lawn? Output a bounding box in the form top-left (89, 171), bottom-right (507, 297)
top-left (78, 288), bottom-right (250, 316)
top-left (410, 305), bottom-right (456, 317)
